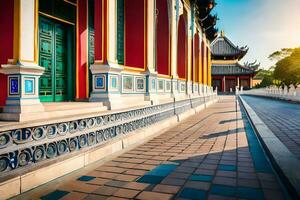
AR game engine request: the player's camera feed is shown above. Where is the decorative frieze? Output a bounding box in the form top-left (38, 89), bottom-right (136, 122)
top-left (0, 94), bottom-right (216, 173)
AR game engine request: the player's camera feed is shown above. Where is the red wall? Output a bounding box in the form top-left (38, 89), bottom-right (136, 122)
top-left (156, 0), bottom-right (169, 75)
top-left (177, 15), bottom-right (186, 79)
top-left (0, 0), bottom-right (14, 106)
top-left (77, 0), bottom-right (88, 99)
top-left (194, 33), bottom-right (199, 82)
top-left (125, 0), bottom-right (145, 69)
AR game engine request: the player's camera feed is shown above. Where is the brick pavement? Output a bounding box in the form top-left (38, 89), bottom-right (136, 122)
top-left (14, 96), bottom-right (287, 200)
top-left (242, 95), bottom-right (300, 160)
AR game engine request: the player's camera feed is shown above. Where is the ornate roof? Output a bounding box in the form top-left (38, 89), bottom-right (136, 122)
top-left (210, 31), bottom-right (248, 60)
top-left (212, 63), bottom-right (257, 76)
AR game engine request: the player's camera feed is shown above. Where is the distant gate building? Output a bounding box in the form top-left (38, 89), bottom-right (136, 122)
top-left (211, 31), bottom-right (258, 93)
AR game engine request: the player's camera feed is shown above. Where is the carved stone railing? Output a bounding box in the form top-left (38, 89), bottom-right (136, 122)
top-left (0, 94), bottom-right (217, 175)
top-left (241, 86), bottom-right (300, 103)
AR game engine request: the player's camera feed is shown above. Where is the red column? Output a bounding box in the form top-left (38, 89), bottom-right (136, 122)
top-left (94, 0), bottom-right (107, 63)
top-left (77, 0), bottom-right (88, 99)
top-left (156, 0), bottom-right (170, 76)
top-left (201, 40), bottom-right (205, 84)
top-left (0, 0), bottom-right (14, 107)
top-left (177, 15), bottom-right (187, 79)
top-left (124, 0), bottom-right (146, 70)
top-left (194, 33), bottom-right (199, 82)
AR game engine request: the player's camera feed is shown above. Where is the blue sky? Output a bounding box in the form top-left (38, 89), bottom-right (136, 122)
top-left (212, 0), bottom-right (300, 69)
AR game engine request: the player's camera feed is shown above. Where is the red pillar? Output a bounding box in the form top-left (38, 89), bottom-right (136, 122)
top-left (177, 15), bottom-right (187, 79)
top-left (77, 0), bottom-right (88, 99)
top-left (193, 33), bottom-right (199, 82)
top-left (94, 0), bottom-right (107, 63)
top-left (0, 0), bottom-right (14, 107)
top-left (156, 0), bottom-right (170, 76)
top-left (124, 0), bottom-right (146, 70)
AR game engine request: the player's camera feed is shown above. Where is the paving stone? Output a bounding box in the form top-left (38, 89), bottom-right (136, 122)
top-left (136, 191), bottom-right (173, 200)
top-left (60, 192), bottom-right (88, 200)
top-left (87, 178), bottom-right (111, 186)
top-left (161, 177), bottom-right (186, 186)
top-left (210, 184), bottom-right (236, 197)
top-left (216, 170), bottom-right (237, 178)
top-left (105, 180), bottom-right (128, 188)
top-left (207, 194), bottom-right (236, 200)
top-left (112, 174), bottom-right (139, 182)
top-left (113, 188), bottom-right (140, 198)
top-left (124, 169), bottom-right (148, 176)
top-left (41, 190), bottom-right (70, 200)
top-left (190, 174), bottom-right (213, 182)
top-left (152, 184), bottom-right (180, 194)
top-left (77, 176), bottom-right (96, 182)
top-left (237, 178), bottom-right (260, 188)
top-left (92, 186), bottom-right (119, 196)
top-left (185, 181), bottom-right (211, 190)
top-left (194, 168), bottom-right (215, 175)
top-left (179, 188), bottom-right (207, 200)
top-left (218, 164), bottom-right (237, 171)
top-left (122, 182), bottom-right (150, 190)
top-left (83, 194), bottom-right (108, 200)
top-left (167, 172), bottom-right (191, 179)
top-left (213, 176), bottom-right (237, 187)
top-left (237, 186), bottom-right (264, 200)
top-left (263, 189), bottom-right (285, 200)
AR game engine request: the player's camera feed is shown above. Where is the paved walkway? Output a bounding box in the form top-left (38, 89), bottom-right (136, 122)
top-left (242, 95), bottom-right (300, 160)
top-left (14, 96), bottom-right (287, 200)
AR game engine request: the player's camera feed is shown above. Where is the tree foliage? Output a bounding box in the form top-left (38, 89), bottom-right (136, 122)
top-left (273, 47), bottom-right (300, 87)
top-left (193, 0), bottom-right (218, 41)
top-left (254, 69), bottom-right (275, 88)
top-left (268, 48), bottom-right (293, 61)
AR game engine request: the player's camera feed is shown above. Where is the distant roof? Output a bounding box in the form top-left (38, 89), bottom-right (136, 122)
top-left (212, 63), bottom-right (256, 76)
top-left (210, 31), bottom-right (248, 60)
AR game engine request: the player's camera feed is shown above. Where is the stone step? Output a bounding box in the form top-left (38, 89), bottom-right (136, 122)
top-left (0, 102), bottom-right (108, 124)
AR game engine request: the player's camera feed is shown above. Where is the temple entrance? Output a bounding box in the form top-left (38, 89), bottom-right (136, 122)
top-left (212, 79), bottom-right (222, 92)
top-left (225, 79), bottom-right (236, 92)
top-left (38, 16), bottom-right (75, 102)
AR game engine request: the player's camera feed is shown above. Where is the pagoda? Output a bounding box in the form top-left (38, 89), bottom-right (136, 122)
top-left (211, 31), bottom-right (259, 93)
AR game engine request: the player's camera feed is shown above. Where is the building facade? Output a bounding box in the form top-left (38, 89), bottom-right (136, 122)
top-left (0, 0), bottom-right (213, 121)
top-left (211, 32), bottom-right (258, 93)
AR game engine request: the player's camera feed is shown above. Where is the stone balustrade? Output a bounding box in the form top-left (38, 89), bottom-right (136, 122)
top-left (0, 90), bottom-right (217, 177)
top-left (240, 85), bottom-right (300, 103)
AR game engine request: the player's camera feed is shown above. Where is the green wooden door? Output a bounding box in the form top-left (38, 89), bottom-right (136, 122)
top-left (39, 17), bottom-right (71, 102)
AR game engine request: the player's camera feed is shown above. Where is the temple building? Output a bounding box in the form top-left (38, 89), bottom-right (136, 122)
top-left (211, 31), bottom-right (259, 93)
top-left (0, 0), bottom-right (214, 121)
top-left (0, 1), bottom-right (218, 198)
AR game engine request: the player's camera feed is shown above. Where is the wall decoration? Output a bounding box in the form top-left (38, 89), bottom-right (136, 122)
top-left (180, 82), bottom-right (185, 92)
top-left (166, 81), bottom-right (171, 92)
top-left (110, 75), bottom-right (119, 91)
top-left (135, 77), bottom-right (145, 92)
top-left (158, 80), bottom-right (164, 91)
top-left (24, 78), bottom-right (35, 95)
top-left (9, 76), bottom-right (20, 95)
top-left (151, 79), bottom-right (156, 91)
top-left (122, 75), bottom-right (133, 92)
top-left (95, 75), bottom-right (106, 90)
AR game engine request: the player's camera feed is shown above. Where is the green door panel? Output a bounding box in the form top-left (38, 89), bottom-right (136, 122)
top-left (39, 16), bottom-right (73, 102)
top-left (39, 17), bottom-right (54, 102)
top-left (117, 0), bottom-right (124, 65)
top-left (55, 23), bottom-right (67, 101)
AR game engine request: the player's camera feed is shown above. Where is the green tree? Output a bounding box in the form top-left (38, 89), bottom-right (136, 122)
top-left (254, 69), bottom-right (274, 88)
top-left (273, 47), bottom-right (300, 89)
